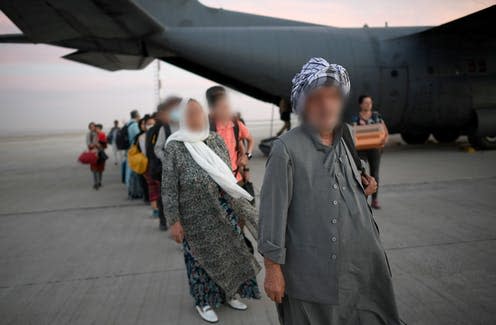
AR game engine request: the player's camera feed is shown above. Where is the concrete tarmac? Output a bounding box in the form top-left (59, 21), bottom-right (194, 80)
top-left (0, 132), bottom-right (495, 325)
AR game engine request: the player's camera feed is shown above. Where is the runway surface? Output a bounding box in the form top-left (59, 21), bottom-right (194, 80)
top-left (0, 132), bottom-right (495, 325)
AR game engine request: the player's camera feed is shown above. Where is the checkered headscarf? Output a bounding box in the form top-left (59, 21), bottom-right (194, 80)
top-left (290, 57), bottom-right (350, 115)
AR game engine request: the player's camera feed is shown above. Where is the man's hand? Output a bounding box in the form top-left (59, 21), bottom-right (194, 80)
top-left (264, 258), bottom-right (285, 303)
top-left (361, 174), bottom-right (378, 196)
top-left (170, 221), bottom-right (184, 243)
top-left (237, 154), bottom-right (248, 168)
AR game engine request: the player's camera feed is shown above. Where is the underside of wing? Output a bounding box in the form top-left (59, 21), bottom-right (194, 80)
top-left (0, 0), bottom-right (163, 43)
top-left (63, 51), bottom-right (153, 72)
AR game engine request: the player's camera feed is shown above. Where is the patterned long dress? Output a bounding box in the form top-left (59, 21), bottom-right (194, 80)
top-left (162, 132), bottom-right (261, 305)
top-left (183, 190), bottom-right (260, 307)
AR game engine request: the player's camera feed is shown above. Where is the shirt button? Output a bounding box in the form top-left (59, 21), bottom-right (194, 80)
top-left (332, 184), bottom-right (338, 189)
top-left (331, 218), bottom-right (337, 224)
top-left (331, 236), bottom-right (337, 242)
top-left (342, 186), bottom-right (346, 190)
top-left (331, 254), bottom-right (337, 260)
top-left (332, 200), bottom-right (338, 205)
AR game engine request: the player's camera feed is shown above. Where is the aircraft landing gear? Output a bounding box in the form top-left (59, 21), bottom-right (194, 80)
top-left (433, 130), bottom-right (460, 143)
top-left (468, 135), bottom-right (496, 150)
top-left (401, 131), bottom-right (430, 145)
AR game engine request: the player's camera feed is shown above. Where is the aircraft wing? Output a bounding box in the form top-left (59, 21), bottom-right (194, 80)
top-left (63, 51), bottom-right (154, 72)
top-left (0, 0), bottom-right (162, 71)
top-left (0, 0), bottom-right (163, 42)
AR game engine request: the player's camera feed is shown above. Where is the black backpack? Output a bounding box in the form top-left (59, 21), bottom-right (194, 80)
top-left (115, 122), bottom-right (133, 150)
top-left (146, 124), bottom-right (171, 181)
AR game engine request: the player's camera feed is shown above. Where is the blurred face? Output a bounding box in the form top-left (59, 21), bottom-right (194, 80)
top-left (89, 123), bottom-right (95, 131)
top-left (185, 100), bottom-right (205, 132)
top-left (304, 86), bottom-right (343, 132)
top-left (145, 118), bottom-right (155, 130)
top-left (211, 96), bottom-right (232, 122)
top-left (160, 102), bottom-right (181, 124)
top-left (360, 97), bottom-right (373, 113)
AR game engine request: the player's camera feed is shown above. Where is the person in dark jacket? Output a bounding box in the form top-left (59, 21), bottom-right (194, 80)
top-left (108, 120), bottom-right (122, 166)
top-left (146, 96), bottom-right (181, 230)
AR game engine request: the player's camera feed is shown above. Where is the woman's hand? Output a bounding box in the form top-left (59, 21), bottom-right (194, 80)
top-left (170, 221), bottom-right (184, 243)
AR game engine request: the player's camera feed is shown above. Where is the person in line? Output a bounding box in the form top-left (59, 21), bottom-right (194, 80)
top-left (258, 58), bottom-right (400, 325)
top-left (276, 98), bottom-right (291, 136)
top-left (126, 110), bottom-right (143, 199)
top-left (235, 112), bottom-right (246, 125)
top-left (89, 124), bottom-right (107, 190)
top-left (137, 115), bottom-right (155, 155)
top-left (163, 99), bottom-right (261, 323)
top-left (108, 120), bottom-right (123, 166)
top-left (137, 115), bottom-right (155, 204)
top-left (149, 96), bottom-right (182, 230)
top-left (206, 86), bottom-right (254, 184)
top-left (86, 122), bottom-right (97, 147)
top-left (352, 95), bottom-right (389, 209)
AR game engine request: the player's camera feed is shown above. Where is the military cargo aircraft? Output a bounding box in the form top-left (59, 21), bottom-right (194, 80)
top-left (1, 0), bottom-right (495, 148)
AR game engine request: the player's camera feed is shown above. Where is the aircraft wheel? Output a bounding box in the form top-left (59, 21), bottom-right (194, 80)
top-left (401, 131), bottom-right (430, 145)
top-left (433, 130), bottom-right (460, 143)
top-left (468, 135), bottom-right (496, 150)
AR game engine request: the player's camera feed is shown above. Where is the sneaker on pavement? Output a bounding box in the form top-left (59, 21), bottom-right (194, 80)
top-left (195, 305), bottom-right (218, 323)
top-left (227, 298), bottom-right (248, 311)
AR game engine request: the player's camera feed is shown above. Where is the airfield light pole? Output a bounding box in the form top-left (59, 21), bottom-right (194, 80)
top-left (270, 104), bottom-right (275, 136)
top-left (154, 60), bottom-right (162, 107)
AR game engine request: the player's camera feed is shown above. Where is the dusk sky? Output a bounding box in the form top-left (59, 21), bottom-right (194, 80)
top-left (0, 0), bottom-right (493, 135)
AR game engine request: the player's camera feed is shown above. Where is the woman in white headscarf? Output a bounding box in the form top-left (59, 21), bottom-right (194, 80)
top-left (162, 99), bottom-right (260, 323)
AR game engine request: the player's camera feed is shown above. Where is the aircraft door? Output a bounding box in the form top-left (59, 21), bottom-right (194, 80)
top-left (379, 67), bottom-right (408, 131)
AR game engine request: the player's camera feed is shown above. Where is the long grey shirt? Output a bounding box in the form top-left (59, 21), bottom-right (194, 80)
top-left (258, 125), bottom-right (399, 324)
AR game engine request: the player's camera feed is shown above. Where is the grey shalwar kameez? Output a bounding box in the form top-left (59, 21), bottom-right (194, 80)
top-left (258, 125), bottom-right (400, 325)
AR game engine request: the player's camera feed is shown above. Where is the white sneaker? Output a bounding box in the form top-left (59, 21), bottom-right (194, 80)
top-left (227, 298), bottom-right (248, 311)
top-left (195, 305), bottom-right (218, 323)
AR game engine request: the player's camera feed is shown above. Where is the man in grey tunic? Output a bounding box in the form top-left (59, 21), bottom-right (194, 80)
top-left (258, 58), bottom-right (400, 325)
